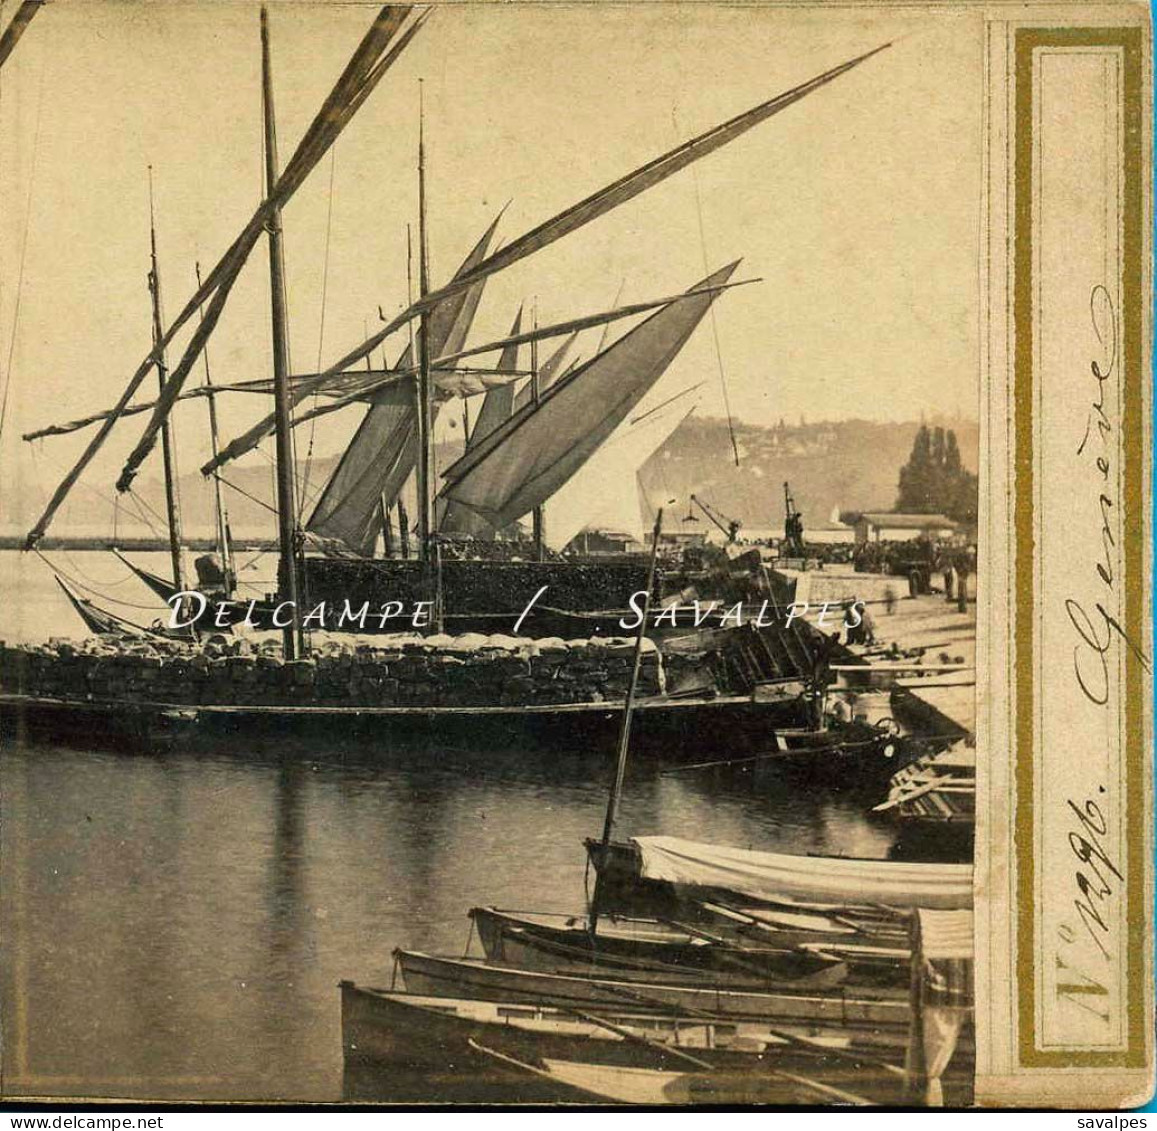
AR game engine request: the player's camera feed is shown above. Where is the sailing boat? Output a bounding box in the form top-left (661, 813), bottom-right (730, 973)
top-left (5, 5), bottom-right (892, 748)
top-left (21, 10), bottom-right (889, 639)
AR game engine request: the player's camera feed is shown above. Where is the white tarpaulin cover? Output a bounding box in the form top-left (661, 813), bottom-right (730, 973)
top-left (633, 835), bottom-right (973, 910)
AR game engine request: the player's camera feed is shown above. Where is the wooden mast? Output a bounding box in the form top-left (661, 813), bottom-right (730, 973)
top-left (530, 302), bottom-right (544, 559)
top-left (414, 85), bottom-right (433, 564)
top-left (146, 167), bottom-right (187, 597)
top-left (194, 261), bottom-right (235, 597)
top-left (414, 82), bottom-right (444, 629)
top-left (590, 506), bottom-right (664, 932)
top-left (260, 5), bottom-right (304, 659)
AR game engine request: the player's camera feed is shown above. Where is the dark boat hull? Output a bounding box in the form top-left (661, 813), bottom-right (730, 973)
top-left (469, 906), bottom-right (842, 984)
top-left (0, 690), bottom-right (806, 758)
top-left (394, 950), bottom-right (909, 1038)
top-left (339, 982), bottom-right (909, 1105)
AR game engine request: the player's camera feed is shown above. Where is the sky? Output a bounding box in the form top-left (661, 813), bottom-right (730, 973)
top-left (0, 0), bottom-right (984, 534)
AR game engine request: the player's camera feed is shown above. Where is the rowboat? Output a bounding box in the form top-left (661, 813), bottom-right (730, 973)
top-left (393, 950), bottom-right (910, 1040)
top-left (590, 834), bottom-right (973, 908)
top-left (340, 982), bottom-right (904, 1070)
top-left (469, 906), bottom-right (847, 985)
top-left (874, 744), bottom-right (976, 826)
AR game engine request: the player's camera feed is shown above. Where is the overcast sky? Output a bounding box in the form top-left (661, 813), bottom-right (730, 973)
top-left (0, 1), bottom-right (983, 528)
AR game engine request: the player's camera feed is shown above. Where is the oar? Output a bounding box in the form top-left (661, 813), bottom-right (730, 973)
top-left (563, 1009), bottom-right (715, 1070)
top-left (757, 1024), bottom-right (906, 1078)
top-left (569, 1008), bottom-right (878, 1107)
top-left (465, 1039), bottom-right (606, 1101)
top-left (657, 916), bottom-right (848, 984)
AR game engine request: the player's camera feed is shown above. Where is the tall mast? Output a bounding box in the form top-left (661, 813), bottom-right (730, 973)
top-left (260, 5), bottom-right (303, 659)
top-left (414, 84), bottom-right (433, 563)
top-left (195, 261), bottom-right (234, 597)
top-left (146, 167), bottom-right (187, 596)
top-left (414, 83), bottom-right (444, 632)
top-left (530, 301), bottom-right (544, 559)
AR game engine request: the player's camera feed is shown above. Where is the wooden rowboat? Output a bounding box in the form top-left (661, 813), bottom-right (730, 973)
top-left (469, 906), bottom-right (846, 985)
top-left (340, 982), bottom-right (908, 1105)
top-left (393, 950), bottom-right (910, 1040)
top-left (468, 1045), bottom-right (878, 1106)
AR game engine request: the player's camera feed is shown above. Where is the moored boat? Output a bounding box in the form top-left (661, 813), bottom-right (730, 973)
top-left (339, 982), bottom-right (902, 1074)
top-left (586, 834), bottom-right (973, 917)
top-left (392, 950), bottom-right (910, 1038)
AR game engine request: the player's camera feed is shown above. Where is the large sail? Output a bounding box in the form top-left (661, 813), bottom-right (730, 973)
top-left (306, 214), bottom-right (500, 553)
top-left (544, 402), bottom-right (695, 551)
top-left (438, 262), bottom-right (736, 531)
top-left (199, 43), bottom-right (888, 481)
top-left (511, 331), bottom-right (577, 415)
top-left (467, 309), bottom-right (523, 447)
top-left (438, 309), bottom-right (522, 538)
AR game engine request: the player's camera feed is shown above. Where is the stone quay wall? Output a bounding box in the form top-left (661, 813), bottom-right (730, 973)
top-left (0, 632), bottom-right (714, 710)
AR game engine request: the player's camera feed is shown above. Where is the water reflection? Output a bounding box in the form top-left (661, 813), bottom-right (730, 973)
top-left (0, 735), bottom-right (903, 1102)
top-left (1, 552), bottom-right (912, 1102)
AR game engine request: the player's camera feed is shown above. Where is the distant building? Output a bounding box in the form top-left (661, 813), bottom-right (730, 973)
top-left (735, 520), bottom-right (855, 547)
top-left (564, 527), bottom-right (643, 555)
top-left (854, 512), bottom-right (958, 544)
top-left (803, 520), bottom-right (856, 546)
top-left (655, 530), bottom-right (708, 550)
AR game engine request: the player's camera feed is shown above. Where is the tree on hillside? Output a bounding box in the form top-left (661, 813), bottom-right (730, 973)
top-left (896, 425), bottom-right (977, 523)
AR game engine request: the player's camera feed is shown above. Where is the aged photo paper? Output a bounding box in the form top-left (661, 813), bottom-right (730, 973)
top-left (0, 0), bottom-right (1150, 1110)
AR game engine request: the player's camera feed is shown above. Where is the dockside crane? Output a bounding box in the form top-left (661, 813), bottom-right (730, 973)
top-left (688, 493), bottom-right (741, 543)
top-left (783, 481), bottom-right (805, 556)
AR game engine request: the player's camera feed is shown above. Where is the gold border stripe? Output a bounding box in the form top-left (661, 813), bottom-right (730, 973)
top-left (1013, 25), bottom-right (1146, 1070)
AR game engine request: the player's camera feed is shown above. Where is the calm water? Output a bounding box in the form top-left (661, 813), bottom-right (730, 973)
top-left (0, 551), bottom-right (900, 1102)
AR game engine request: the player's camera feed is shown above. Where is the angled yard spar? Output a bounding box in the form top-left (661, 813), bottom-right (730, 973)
top-left (23, 4), bottom-right (426, 548)
top-left (200, 41), bottom-right (890, 479)
top-left (305, 213), bottom-right (500, 554)
top-left (438, 262), bottom-right (738, 531)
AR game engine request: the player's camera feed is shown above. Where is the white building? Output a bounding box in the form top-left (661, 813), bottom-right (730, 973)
top-left (854, 512), bottom-right (958, 544)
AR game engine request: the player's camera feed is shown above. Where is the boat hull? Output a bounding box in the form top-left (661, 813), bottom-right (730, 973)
top-left (471, 905), bottom-right (904, 985)
top-left (394, 950), bottom-right (909, 1039)
top-left (470, 906), bottom-right (841, 985)
top-left (0, 690), bottom-right (805, 758)
top-left (339, 982), bottom-right (909, 1104)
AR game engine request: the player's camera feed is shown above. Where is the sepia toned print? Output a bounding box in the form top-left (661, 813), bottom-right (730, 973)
top-left (0, 0), bottom-right (1148, 1109)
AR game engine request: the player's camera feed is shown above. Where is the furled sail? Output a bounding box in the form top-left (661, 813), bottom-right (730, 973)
top-left (305, 214), bottom-right (500, 553)
top-left (438, 262), bottom-right (737, 531)
top-left (544, 401), bottom-right (696, 551)
top-left (25, 4), bottom-right (426, 547)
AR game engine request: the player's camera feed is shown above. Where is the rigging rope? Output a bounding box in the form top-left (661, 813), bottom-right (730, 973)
top-left (300, 145), bottom-right (337, 506)
top-left (674, 109), bottom-right (740, 468)
top-left (0, 39), bottom-right (45, 447)
top-left (35, 549), bottom-right (170, 611)
top-left (217, 473), bottom-right (279, 517)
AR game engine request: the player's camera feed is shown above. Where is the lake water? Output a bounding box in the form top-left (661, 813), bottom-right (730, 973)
top-left (0, 550), bottom-right (901, 1102)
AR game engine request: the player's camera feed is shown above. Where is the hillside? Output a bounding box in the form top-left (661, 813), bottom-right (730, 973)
top-left (8, 415), bottom-right (978, 541)
top-left (638, 415), bottom-right (979, 533)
